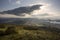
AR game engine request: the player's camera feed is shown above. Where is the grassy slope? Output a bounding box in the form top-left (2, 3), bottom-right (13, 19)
top-left (0, 24), bottom-right (60, 40)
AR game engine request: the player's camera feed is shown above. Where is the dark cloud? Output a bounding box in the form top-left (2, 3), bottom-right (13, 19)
top-left (0, 4), bottom-right (42, 16)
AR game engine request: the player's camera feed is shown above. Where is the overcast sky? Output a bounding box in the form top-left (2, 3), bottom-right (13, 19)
top-left (0, 0), bottom-right (60, 19)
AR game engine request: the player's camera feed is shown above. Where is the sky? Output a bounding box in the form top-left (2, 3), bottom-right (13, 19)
top-left (0, 0), bottom-right (60, 19)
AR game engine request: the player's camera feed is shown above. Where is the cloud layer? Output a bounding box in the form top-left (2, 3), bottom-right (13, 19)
top-left (0, 1), bottom-right (60, 20)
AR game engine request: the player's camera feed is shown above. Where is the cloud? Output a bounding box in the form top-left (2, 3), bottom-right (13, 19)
top-left (0, 14), bottom-right (32, 18)
top-left (16, 0), bottom-right (21, 4)
top-left (0, 14), bottom-right (21, 18)
top-left (0, 2), bottom-right (59, 19)
top-left (8, 0), bottom-right (21, 5)
top-left (8, 0), bottom-right (11, 3)
top-left (28, 3), bottom-right (60, 19)
top-left (1, 4), bottom-right (42, 16)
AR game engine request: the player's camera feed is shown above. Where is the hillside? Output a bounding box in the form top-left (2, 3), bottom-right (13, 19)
top-left (0, 24), bottom-right (60, 40)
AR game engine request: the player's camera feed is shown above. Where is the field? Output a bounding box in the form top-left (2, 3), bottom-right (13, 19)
top-left (0, 24), bottom-right (60, 40)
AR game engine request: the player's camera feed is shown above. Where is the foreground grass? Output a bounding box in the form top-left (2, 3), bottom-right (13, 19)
top-left (0, 24), bottom-right (60, 40)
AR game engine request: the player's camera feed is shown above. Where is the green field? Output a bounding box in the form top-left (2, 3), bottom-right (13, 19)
top-left (0, 24), bottom-right (60, 40)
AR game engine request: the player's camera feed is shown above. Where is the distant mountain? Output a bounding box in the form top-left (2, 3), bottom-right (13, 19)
top-left (0, 18), bottom-right (28, 24)
top-left (0, 18), bottom-right (60, 29)
top-left (0, 18), bottom-right (45, 24)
